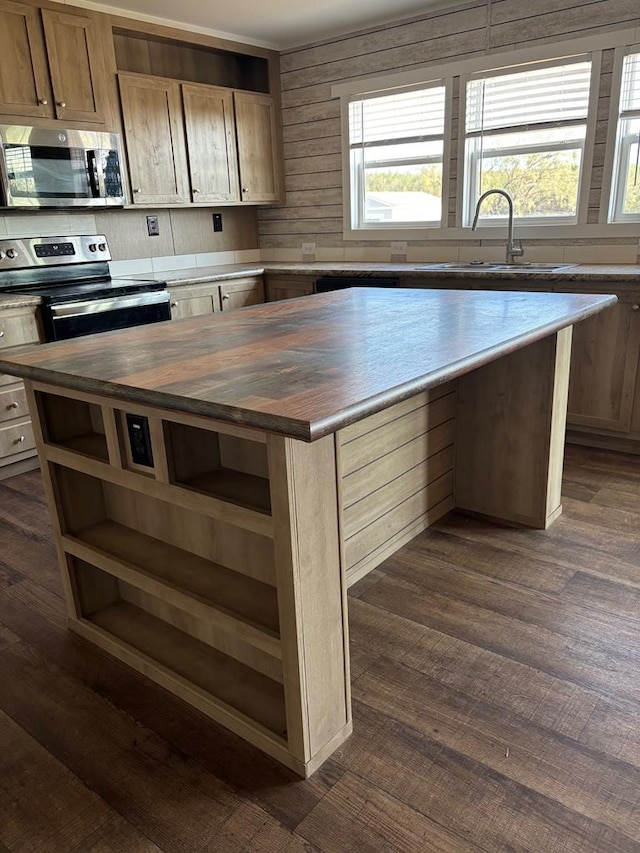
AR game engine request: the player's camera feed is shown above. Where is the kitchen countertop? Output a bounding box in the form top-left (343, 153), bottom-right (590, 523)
top-left (2, 261), bottom-right (639, 309)
top-left (0, 288), bottom-right (616, 440)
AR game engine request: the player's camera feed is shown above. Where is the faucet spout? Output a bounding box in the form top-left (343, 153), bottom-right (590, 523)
top-left (471, 189), bottom-right (524, 264)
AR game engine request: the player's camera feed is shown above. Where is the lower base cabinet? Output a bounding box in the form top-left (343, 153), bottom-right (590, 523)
top-left (169, 276), bottom-right (265, 320)
top-left (0, 304), bottom-right (41, 479)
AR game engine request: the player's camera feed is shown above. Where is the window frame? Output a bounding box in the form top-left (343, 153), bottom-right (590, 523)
top-left (333, 29), bottom-right (637, 241)
top-left (346, 80), bottom-right (452, 234)
top-left (459, 54), bottom-right (599, 229)
top-left (605, 45), bottom-right (640, 224)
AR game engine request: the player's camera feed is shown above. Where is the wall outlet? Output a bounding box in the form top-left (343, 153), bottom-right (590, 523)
top-left (146, 215), bottom-right (159, 237)
top-left (391, 241), bottom-right (407, 255)
top-left (302, 242), bottom-right (316, 256)
top-left (212, 213), bottom-right (223, 232)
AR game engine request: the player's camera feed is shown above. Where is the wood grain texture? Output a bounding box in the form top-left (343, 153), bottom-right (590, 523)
top-left (6, 444), bottom-right (640, 848)
top-left (0, 289), bottom-right (616, 441)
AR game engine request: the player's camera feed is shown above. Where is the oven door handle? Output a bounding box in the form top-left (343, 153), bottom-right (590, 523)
top-left (49, 291), bottom-right (169, 318)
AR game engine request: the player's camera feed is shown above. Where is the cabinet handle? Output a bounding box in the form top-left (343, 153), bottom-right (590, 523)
top-left (38, 98), bottom-right (48, 105)
top-left (0, 330), bottom-right (4, 338)
top-left (222, 293), bottom-right (230, 300)
top-left (192, 188), bottom-right (200, 194)
top-left (133, 188), bottom-right (142, 194)
top-left (7, 402), bottom-right (19, 410)
top-left (13, 435), bottom-right (25, 444)
top-left (633, 304), bottom-right (640, 311)
top-left (170, 301), bottom-right (178, 308)
top-left (56, 100), bottom-right (66, 108)
top-left (242, 187), bottom-right (249, 193)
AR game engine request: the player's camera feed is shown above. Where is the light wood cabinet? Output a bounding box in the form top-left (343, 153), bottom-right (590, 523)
top-left (266, 276), bottom-right (315, 301)
top-left (563, 291), bottom-right (640, 434)
top-left (119, 70), bottom-right (282, 207)
top-left (118, 73), bottom-right (190, 206)
top-left (219, 277), bottom-right (264, 312)
top-left (234, 91), bottom-right (282, 203)
top-left (0, 303), bottom-right (41, 478)
top-left (169, 276), bottom-right (264, 320)
top-left (0, 0), bottom-right (109, 123)
top-left (182, 83), bottom-right (240, 203)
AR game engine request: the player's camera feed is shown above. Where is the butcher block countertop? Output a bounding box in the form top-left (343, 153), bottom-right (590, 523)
top-left (0, 288), bottom-right (616, 441)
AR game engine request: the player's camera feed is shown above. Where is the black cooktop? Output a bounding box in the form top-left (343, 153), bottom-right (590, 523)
top-left (10, 277), bottom-right (167, 304)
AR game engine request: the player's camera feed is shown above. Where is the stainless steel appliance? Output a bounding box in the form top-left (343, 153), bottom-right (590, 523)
top-left (0, 125), bottom-right (125, 208)
top-left (0, 235), bottom-right (170, 341)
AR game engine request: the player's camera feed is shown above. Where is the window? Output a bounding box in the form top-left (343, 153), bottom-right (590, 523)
top-left (609, 47), bottom-right (640, 222)
top-left (463, 57), bottom-right (593, 226)
top-left (348, 83), bottom-right (447, 230)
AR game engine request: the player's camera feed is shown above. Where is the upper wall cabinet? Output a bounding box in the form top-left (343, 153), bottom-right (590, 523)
top-left (113, 24), bottom-right (284, 207)
top-left (235, 91), bottom-right (281, 203)
top-left (118, 73), bottom-right (189, 205)
top-left (119, 73), bottom-right (282, 207)
top-left (0, 0), bottom-right (109, 123)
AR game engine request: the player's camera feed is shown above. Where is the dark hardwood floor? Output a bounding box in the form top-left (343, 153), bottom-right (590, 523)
top-left (2, 444), bottom-right (640, 852)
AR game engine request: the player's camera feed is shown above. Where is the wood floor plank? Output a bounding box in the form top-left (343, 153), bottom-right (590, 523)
top-left (333, 701), bottom-right (640, 853)
top-left (355, 657), bottom-right (640, 843)
top-left (1, 446), bottom-right (640, 851)
top-left (297, 770), bottom-right (484, 853)
top-left (349, 598), bottom-right (601, 740)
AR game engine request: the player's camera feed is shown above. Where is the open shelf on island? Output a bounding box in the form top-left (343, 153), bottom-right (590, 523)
top-left (165, 421), bottom-right (271, 513)
top-left (83, 596), bottom-right (287, 738)
top-left (38, 391), bottom-right (109, 462)
top-left (67, 519), bottom-right (280, 641)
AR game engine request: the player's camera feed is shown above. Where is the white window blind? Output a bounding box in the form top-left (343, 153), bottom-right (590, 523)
top-left (466, 59), bottom-right (593, 135)
top-left (620, 48), bottom-right (640, 114)
top-left (349, 87), bottom-right (446, 146)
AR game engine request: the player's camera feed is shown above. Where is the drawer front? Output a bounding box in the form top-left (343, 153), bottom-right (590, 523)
top-left (0, 311), bottom-right (40, 349)
top-left (0, 419), bottom-right (36, 459)
top-left (0, 385), bottom-right (28, 423)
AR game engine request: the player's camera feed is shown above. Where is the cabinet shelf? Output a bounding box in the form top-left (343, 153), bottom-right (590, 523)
top-left (55, 432), bottom-right (109, 461)
top-left (87, 600), bottom-right (287, 737)
top-left (65, 519), bottom-right (280, 652)
top-left (180, 468), bottom-right (271, 513)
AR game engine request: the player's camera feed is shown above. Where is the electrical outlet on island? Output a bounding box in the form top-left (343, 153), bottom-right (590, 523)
top-left (302, 242), bottom-right (316, 261)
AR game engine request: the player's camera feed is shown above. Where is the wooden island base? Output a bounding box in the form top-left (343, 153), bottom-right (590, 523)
top-left (23, 326), bottom-right (572, 777)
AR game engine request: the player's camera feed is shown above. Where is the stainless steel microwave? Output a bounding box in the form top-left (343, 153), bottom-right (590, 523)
top-left (0, 125), bottom-right (125, 208)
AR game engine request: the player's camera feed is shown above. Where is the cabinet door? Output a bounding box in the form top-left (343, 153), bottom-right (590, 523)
top-left (0, 0), bottom-right (51, 118)
top-left (234, 92), bottom-right (282, 203)
top-left (169, 293), bottom-right (216, 320)
top-left (219, 278), bottom-right (265, 312)
top-left (266, 276), bottom-right (314, 301)
top-left (118, 74), bottom-right (190, 205)
top-left (182, 83), bottom-right (240, 203)
top-left (563, 291), bottom-right (640, 434)
top-left (41, 8), bottom-right (107, 123)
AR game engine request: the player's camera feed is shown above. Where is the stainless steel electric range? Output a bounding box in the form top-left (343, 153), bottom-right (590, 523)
top-left (0, 234), bottom-right (170, 341)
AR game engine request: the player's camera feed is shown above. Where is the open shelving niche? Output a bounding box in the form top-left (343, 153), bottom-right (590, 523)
top-left (33, 385), bottom-right (294, 760)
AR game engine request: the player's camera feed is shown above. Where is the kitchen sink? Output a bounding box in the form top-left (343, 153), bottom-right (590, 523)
top-left (414, 261), bottom-right (576, 272)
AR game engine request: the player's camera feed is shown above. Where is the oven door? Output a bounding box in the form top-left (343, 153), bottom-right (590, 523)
top-left (45, 292), bottom-right (171, 341)
top-left (0, 125), bottom-right (125, 208)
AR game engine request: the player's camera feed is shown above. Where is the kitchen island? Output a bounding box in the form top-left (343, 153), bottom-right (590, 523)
top-left (0, 288), bottom-right (616, 776)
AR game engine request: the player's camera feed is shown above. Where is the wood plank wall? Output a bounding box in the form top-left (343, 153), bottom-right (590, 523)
top-left (259, 0), bottom-right (640, 263)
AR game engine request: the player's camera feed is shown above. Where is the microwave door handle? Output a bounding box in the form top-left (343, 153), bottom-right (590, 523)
top-left (86, 149), bottom-right (102, 198)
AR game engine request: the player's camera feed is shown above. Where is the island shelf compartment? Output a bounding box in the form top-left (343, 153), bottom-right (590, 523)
top-left (163, 420), bottom-right (271, 513)
top-left (70, 557), bottom-right (287, 740)
top-left (51, 464), bottom-right (282, 670)
top-left (35, 390), bottom-right (110, 462)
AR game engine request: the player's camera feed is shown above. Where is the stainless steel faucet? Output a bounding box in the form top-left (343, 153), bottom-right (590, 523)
top-left (471, 189), bottom-right (524, 264)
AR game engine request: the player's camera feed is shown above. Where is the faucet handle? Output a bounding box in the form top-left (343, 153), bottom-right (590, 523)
top-left (510, 240), bottom-right (525, 259)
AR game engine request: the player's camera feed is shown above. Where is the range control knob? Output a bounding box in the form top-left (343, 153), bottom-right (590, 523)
top-left (88, 243), bottom-right (97, 252)
top-left (97, 242), bottom-right (106, 252)
top-left (5, 248), bottom-right (17, 259)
